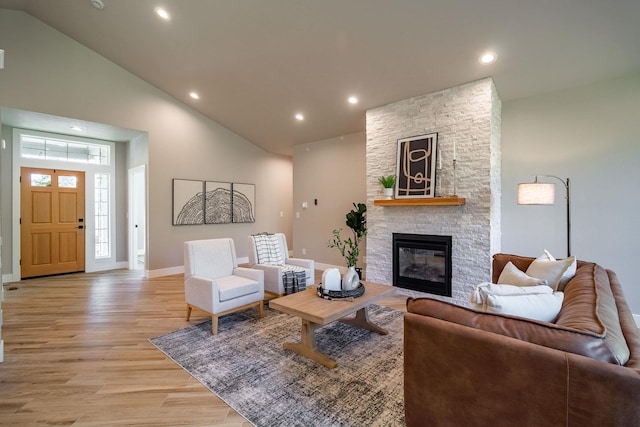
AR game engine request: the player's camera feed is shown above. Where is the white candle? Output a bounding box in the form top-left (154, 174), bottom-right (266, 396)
top-left (453, 140), bottom-right (456, 160)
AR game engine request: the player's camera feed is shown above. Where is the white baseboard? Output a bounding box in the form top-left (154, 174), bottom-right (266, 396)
top-left (634, 314), bottom-right (640, 329)
top-left (147, 265), bottom-right (184, 279)
top-left (112, 257), bottom-right (250, 279)
top-left (2, 274), bottom-right (18, 283)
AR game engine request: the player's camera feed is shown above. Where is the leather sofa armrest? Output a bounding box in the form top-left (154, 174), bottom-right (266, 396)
top-left (404, 306), bottom-right (640, 426)
top-left (404, 312), bottom-right (569, 426)
top-left (564, 351), bottom-right (640, 425)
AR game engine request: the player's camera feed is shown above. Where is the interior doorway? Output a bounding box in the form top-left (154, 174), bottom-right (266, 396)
top-left (128, 165), bottom-right (146, 271)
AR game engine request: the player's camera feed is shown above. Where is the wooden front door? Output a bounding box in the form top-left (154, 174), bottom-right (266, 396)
top-left (20, 168), bottom-right (86, 278)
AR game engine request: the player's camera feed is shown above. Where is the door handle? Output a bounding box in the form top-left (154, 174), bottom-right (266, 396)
top-left (77, 225), bottom-right (84, 229)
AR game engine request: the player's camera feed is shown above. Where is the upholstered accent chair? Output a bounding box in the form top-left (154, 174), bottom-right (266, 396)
top-left (184, 238), bottom-right (264, 334)
top-left (248, 233), bottom-right (315, 296)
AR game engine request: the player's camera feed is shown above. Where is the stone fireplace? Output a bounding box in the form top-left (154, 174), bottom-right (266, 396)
top-left (365, 78), bottom-right (501, 306)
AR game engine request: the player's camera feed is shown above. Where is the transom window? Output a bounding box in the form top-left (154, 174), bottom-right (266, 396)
top-left (20, 135), bottom-right (110, 165)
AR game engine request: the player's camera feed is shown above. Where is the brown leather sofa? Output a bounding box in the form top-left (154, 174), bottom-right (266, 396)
top-left (404, 253), bottom-right (640, 427)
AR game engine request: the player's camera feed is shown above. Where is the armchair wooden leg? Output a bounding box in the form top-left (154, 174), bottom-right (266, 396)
top-left (186, 305), bottom-right (192, 321)
top-left (211, 316), bottom-right (219, 335)
top-left (258, 301), bottom-right (264, 318)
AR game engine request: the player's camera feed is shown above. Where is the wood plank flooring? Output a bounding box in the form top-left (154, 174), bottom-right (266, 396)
top-left (0, 269), bottom-right (408, 426)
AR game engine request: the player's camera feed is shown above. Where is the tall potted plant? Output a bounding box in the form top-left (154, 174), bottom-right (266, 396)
top-left (328, 202), bottom-right (367, 290)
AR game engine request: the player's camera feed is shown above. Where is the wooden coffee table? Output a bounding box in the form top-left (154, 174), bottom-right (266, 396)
top-left (269, 281), bottom-right (394, 369)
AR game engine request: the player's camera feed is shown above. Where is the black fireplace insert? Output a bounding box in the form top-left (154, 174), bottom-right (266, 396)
top-left (392, 233), bottom-right (452, 297)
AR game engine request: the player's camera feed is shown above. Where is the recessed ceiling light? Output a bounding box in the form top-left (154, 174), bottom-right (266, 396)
top-left (189, 92), bottom-right (200, 100)
top-left (70, 126), bottom-right (83, 132)
top-left (480, 52), bottom-right (497, 64)
top-left (91, 0), bottom-right (105, 10)
top-left (295, 113), bottom-right (304, 121)
top-left (348, 96), bottom-right (359, 104)
top-left (155, 7), bottom-right (170, 20)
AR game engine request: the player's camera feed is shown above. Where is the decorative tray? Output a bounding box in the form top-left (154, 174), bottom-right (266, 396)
top-left (317, 282), bottom-right (365, 300)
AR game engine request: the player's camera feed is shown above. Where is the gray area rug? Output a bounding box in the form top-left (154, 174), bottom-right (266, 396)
top-left (150, 305), bottom-right (406, 427)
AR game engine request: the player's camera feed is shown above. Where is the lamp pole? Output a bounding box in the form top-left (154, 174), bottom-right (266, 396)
top-left (537, 175), bottom-right (571, 257)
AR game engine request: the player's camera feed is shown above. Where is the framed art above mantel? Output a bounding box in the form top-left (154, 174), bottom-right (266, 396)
top-left (395, 132), bottom-right (438, 199)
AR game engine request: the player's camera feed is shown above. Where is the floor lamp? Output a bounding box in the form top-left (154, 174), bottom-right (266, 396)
top-left (517, 175), bottom-right (571, 257)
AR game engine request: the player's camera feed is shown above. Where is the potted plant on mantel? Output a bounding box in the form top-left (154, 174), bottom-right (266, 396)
top-left (328, 202), bottom-right (367, 290)
top-left (378, 175), bottom-right (396, 199)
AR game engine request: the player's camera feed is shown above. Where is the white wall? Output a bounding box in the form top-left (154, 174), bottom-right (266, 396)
top-left (0, 10), bottom-right (293, 276)
top-left (501, 73), bottom-right (640, 313)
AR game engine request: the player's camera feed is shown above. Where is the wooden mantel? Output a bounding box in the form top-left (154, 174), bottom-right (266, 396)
top-left (373, 197), bottom-right (466, 206)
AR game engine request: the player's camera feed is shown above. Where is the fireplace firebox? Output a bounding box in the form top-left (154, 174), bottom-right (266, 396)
top-left (393, 233), bottom-right (452, 297)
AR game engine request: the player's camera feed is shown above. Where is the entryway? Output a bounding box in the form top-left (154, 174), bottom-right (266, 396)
top-left (20, 167), bottom-right (86, 278)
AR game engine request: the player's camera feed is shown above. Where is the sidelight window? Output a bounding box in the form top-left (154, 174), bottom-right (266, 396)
top-left (95, 173), bottom-right (110, 258)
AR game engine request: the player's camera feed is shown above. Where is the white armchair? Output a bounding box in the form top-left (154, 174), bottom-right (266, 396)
top-left (248, 233), bottom-right (315, 296)
top-left (184, 238), bottom-right (264, 335)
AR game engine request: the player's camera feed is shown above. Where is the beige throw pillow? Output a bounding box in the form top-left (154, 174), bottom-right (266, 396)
top-left (541, 249), bottom-right (577, 291)
top-left (526, 253), bottom-right (575, 291)
top-left (497, 262), bottom-right (548, 287)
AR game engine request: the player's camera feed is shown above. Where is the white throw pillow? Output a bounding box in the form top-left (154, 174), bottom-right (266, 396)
top-left (497, 262), bottom-right (548, 287)
top-left (484, 292), bottom-right (565, 322)
top-left (541, 249), bottom-right (577, 291)
top-left (469, 282), bottom-right (552, 307)
top-left (526, 253), bottom-right (575, 291)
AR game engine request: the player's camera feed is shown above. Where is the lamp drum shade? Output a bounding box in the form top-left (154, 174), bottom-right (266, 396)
top-left (518, 182), bottom-right (555, 205)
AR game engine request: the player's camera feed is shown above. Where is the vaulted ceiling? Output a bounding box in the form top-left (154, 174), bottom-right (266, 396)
top-left (1, 0), bottom-right (639, 155)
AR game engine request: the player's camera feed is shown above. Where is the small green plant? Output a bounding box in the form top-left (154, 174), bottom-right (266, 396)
top-left (328, 203), bottom-right (367, 267)
top-left (378, 175), bottom-right (396, 188)
top-left (329, 229), bottom-right (360, 267)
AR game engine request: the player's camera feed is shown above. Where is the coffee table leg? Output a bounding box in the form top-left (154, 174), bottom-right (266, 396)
top-left (283, 319), bottom-right (338, 369)
top-left (340, 306), bottom-right (389, 335)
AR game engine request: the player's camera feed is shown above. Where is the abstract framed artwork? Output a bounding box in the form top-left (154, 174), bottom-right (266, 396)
top-left (232, 183), bottom-right (255, 223)
top-left (205, 181), bottom-right (232, 224)
top-left (395, 132), bottom-right (438, 199)
top-left (172, 179), bottom-right (204, 225)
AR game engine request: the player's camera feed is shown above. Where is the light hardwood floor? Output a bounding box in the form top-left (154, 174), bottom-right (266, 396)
top-left (0, 269), bottom-right (408, 426)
